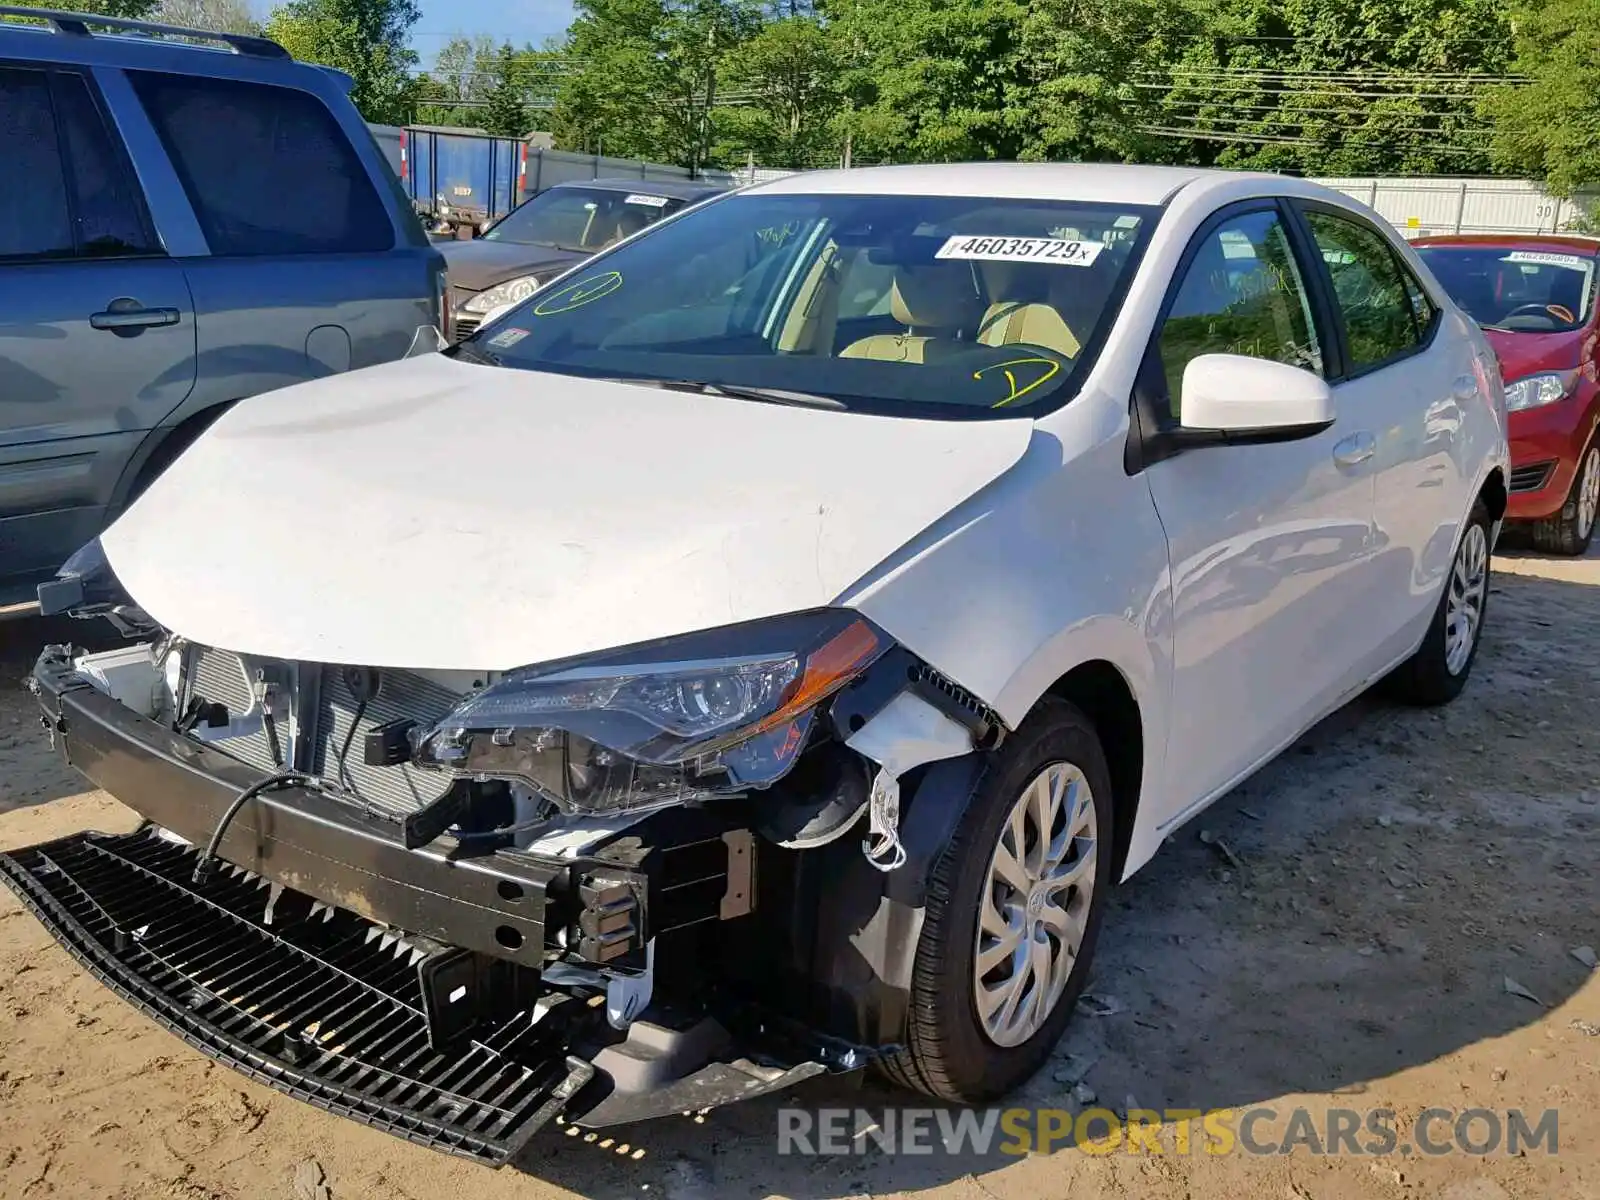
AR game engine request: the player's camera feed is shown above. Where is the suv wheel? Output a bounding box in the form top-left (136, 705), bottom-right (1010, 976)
top-left (882, 698), bottom-right (1113, 1102)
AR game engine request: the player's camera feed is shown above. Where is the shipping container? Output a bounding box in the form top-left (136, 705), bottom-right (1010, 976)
top-left (396, 127), bottom-right (737, 235)
top-left (366, 123), bottom-right (404, 182)
top-left (400, 126), bottom-right (524, 234)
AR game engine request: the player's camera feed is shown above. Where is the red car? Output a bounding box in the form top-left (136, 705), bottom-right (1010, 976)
top-left (1414, 235), bottom-right (1600, 554)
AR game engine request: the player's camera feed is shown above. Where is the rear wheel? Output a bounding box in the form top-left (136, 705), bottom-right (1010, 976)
top-left (1384, 501), bottom-right (1491, 706)
top-left (882, 698), bottom-right (1113, 1102)
top-left (1529, 443), bottom-right (1600, 556)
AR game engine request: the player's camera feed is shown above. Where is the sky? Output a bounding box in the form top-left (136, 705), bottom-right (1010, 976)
top-left (408, 0), bottom-right (576, 59)
top-left (246, 0), bottom-right (577, 63)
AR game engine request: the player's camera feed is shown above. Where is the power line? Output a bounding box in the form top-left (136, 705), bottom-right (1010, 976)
top-left (1147, 68), bottom-right (1526, 84)
top-left (1134, 81), bottom-right (1508, 101)
top-left (1155, 97), bottom-right (1496, 124)
top-left (1135, 125), bottom-right (1493, 158)
top-left (1164, 32), bottom-right (1509, 44)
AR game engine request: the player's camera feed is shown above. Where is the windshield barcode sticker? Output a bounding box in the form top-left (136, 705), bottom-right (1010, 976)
top-left (936, 235), bottom-right (1105, 267)
top-left (625, 193), bottom-right (670, 208)
top-left (1505, 251), bottom-right (1590, 270)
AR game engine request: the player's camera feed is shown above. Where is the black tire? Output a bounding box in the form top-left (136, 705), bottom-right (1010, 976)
top-left (881, 697), bottom-right (1114, 1103)
top-left (1528, 442), bottom-right (1600, 556)
top-left (1383, 500), bottom-right (1492, 707)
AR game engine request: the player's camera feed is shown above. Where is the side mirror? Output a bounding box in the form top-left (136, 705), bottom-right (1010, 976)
top-left (1173, 353), bottom-right (1336, 446)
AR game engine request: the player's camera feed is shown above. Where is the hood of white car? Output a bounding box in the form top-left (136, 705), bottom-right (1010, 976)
top-left (102, 353), bottom-right (1033, 671)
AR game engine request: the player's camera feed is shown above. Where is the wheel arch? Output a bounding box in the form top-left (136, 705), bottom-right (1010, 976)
top-left (1042, 659), bottom-right (1145, 884)
top-left (112, 401), bottom-right (237, 512)
top-left (1477, 464), bottom-right (1507, 524)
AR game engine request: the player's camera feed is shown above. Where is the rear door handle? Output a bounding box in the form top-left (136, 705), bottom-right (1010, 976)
top-left (90, 304), bottom-right (180, 331)
top-left (1333, 431), bottom-right (1377, 468)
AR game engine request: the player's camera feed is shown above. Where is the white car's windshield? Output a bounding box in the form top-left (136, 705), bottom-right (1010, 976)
top-left (482, 186), bottom-right (688, 251)
top-left (457, 192), bottom-right (1158, 417)
top-left (1415, 244), bottom-right (1597, 333)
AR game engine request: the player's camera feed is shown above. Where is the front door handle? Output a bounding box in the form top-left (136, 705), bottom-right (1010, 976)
top-left (90, 298), bottom-right (180, 333)
top-left (1333, 431), bottom-right (1377, 469)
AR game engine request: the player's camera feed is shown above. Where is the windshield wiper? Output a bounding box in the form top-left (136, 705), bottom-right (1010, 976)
top-left (448, 340), bottom-right (501, 366)
top-left (607, 378), bottom-right (847, 410)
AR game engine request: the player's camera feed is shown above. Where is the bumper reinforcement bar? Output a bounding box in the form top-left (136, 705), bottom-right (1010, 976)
top-left (0, 828), bottom-right (593, 1166)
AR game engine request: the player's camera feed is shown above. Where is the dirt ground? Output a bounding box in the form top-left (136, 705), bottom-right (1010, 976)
top-left (1, 548), bottom-right (1597, 1200)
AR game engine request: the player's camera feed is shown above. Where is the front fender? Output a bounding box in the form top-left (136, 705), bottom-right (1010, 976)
top-left (846, 423), bottom-right (1174, 880)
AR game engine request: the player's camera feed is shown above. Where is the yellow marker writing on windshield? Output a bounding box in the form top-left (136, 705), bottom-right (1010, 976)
top-left (532, 271), bottom-right (624, 316)
top-left (977, 357), bottom-right (1062, 408)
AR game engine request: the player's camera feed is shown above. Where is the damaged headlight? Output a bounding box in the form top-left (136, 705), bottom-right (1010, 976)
top-left (415, 610), bottom-right (888, 814)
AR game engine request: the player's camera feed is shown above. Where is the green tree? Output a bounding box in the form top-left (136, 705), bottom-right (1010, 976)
top-left (1483, 0), bottom-right (1600, 196)
top-left (1019, 0), bottom-right (1210, 164)
top-left (662, 0), bottom-right (764, 171)
top-left (413, 34), bottom-right (498, 125)
top-left (717, 16), bottom-right (840, 167)
top-left (1, 0), bottom-right (160, 21)
top-left (264, 0), bottom-right (420, 124)
top-left (482, 43), bottom-right (530, 136)
top-left (152, 0), bottom-right (260, 33)
top-left (552, 0), bottom-right (674, 157)
top-left (1148, 0), bottom-right (1513, 175)
top-left (553, 0), bottom-right (760, 168)
top-left (825, 0), bottom-right (1034, 164)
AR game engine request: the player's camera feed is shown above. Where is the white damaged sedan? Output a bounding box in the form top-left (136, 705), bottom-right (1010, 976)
top-left (12, 163), bottom-right (1507, 1162)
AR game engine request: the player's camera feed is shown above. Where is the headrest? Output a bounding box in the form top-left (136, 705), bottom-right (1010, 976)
top-left (890, 263), bottom-right (984, 329)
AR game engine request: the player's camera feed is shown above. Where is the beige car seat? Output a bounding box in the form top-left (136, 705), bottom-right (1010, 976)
top-left (975, 258), bottom-right (1094, 359)
top-left (839, 263), bottom-right (985, 363)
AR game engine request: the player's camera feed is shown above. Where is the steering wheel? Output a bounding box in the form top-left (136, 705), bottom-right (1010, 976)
top-left (1504, 302), bottom-right (1577, 324)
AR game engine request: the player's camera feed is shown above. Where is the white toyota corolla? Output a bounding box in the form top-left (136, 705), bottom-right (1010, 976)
top-left (14, 163), bottom-right (1507, 1162)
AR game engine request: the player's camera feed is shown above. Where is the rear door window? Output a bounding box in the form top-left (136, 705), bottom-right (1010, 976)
top-left (0, 67), bottom-right (76, 259)
top-left (130, 72), bottom-right (393, 256)
top-left (53, 72), bottom-right (158, 257)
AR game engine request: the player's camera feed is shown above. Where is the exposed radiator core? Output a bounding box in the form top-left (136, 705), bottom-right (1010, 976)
top-left (312, 666), bottom-right (465, 820)
top-left (185, 646), bottom-right (467, 821)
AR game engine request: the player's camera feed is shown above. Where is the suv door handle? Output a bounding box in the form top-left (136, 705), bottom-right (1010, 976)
top-left (1333, 431), bottom-right (1377, 468)
top-left (90, 303), bottom-right (180, 332)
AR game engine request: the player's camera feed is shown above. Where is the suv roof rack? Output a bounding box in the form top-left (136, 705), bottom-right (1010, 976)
top-left (0, 5), bottom-right (290, 59)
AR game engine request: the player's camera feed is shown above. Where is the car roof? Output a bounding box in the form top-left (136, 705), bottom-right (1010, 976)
top-left (550, 177), bottom-right (726, 200)
top-left (1412, 232), bottom-right (1600, 255)
top-left (745, 162), bottom-right (1229, 205)
top-left (0, 6), bottom-right (337, 86)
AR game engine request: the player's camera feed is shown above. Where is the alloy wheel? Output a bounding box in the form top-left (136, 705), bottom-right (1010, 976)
top-left (1578, 446), bottom-right (1600, 541)
top-left (973, 762), bottom-right (1097, 1048)
top-left (1444, 522), bottom-right (1489, 675)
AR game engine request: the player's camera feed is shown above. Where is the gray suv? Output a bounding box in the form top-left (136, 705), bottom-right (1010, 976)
top-left (0, 7), bottom-right (446, 607)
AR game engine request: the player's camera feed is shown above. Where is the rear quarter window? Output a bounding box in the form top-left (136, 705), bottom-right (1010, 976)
top-left (130, 71), bottom-right (393, 256)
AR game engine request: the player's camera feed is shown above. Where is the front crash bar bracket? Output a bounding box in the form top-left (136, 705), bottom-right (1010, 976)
top-left (829, 646), bottom-right (1005, 750)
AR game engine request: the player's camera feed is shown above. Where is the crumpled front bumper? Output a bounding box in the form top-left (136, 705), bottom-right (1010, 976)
top-left (5, 647), bottom-right (856, 1165)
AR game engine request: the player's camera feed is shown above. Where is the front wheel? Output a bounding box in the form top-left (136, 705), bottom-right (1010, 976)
top-left (1383, 501), bottom-right (1492, 706)
top-left (1529, 442), bottom-right (1600, 556)
top-left (881, 698), bottom-right (1114, 1103)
